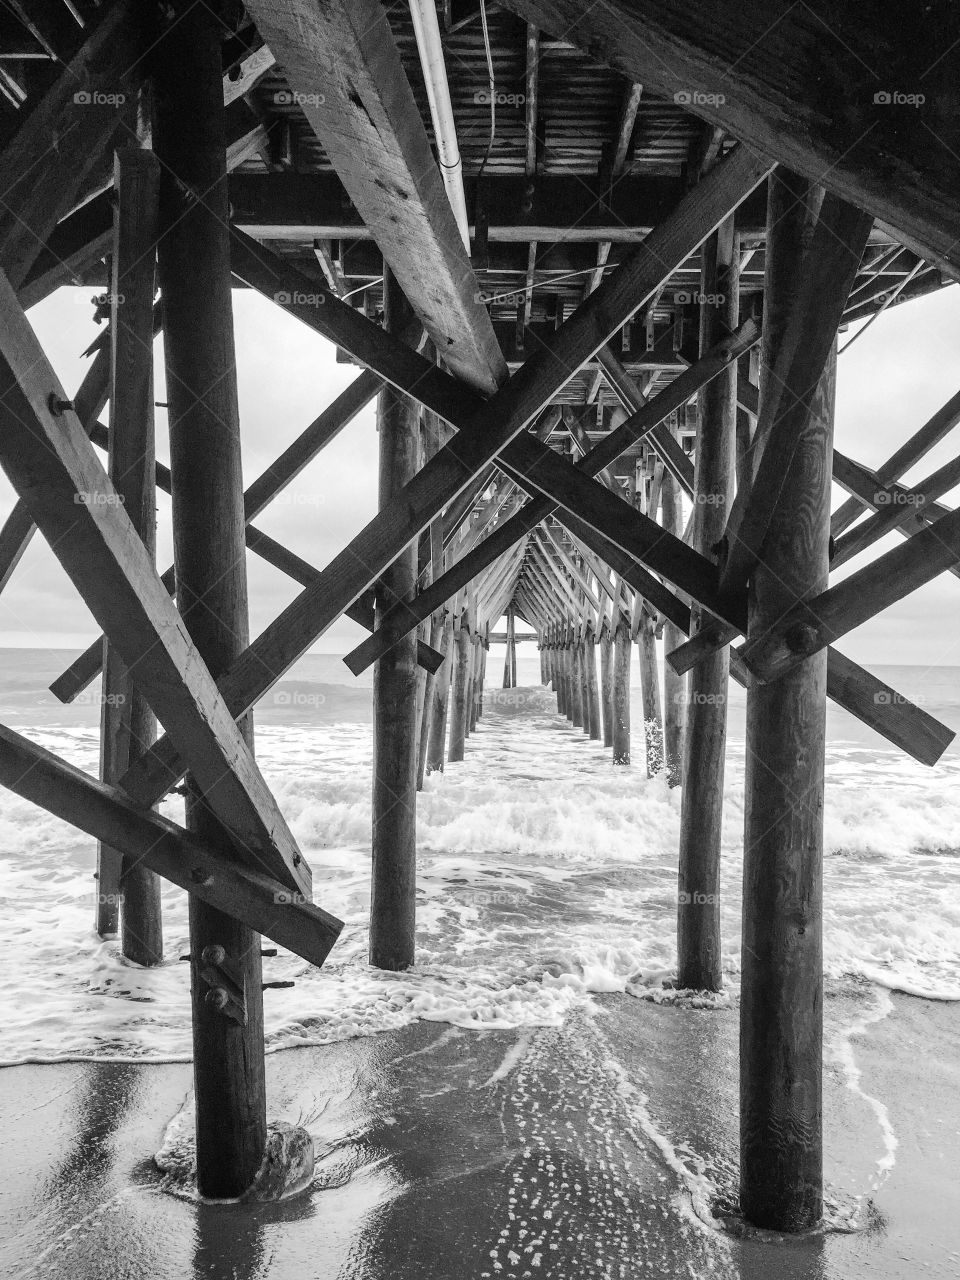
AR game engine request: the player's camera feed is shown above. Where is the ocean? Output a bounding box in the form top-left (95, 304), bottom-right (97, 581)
top-left (0, 646), bottom-right (958, 1278)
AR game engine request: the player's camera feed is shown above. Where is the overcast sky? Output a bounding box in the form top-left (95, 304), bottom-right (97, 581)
top-left (3, 279), bottom-right (959, 670)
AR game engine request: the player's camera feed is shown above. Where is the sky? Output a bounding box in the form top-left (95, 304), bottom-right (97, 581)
top-left (2, 279), bottom-right (960, 670)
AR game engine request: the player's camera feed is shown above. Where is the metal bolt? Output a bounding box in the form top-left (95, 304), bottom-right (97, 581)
top-left (201, 944), bottom-right (226, 966)
top-left (785, 621), bottom-right (820, 655)
top-left (48, 393), bottom-right (75, 416)
top-left (205, 986), bottom-right (229, 1011)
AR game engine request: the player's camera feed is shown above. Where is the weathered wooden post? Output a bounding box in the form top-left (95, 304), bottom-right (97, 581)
top-left (637, 608), bottom-right (664, 775)
top-left (661, 420), bottom-right (685, 786)
top-left (556, 625), bottom-right (568, 716)
top-left (612, 614), bottom-right (631, 765)
top-left (98, 147), bottom-right (163, 966)
top-left (477, 632), bottom-right (488, 720)
top-left (571, 625), bottom-right (585, 729)
top-left (153, 3), bottom-right (265, 1196)
top-left (740, 174), bottom-right (835, 1231)
top-left (503, 605), bottom-right (517, 687)
top-left (676, 218), bottom-right (738, 991)
top-left (448, 612), bottom-right (470, 762)
top-left (426, 612), bottom-right (454, 774)
top-left (369, 269), bottom-right (419, 971)
top-left (562, 625), bottom-right (575, 721)
top-left (584, 621), bottom-right (601, 740)
top-left (599, 618), bottom-right (614, 747)
top-left (469, 631), bottom-right (482, 731)
top-left (578, 629), bottom-right (592, 735)
top-left (417, 611), bottom-right (444, 789)
top-left (539, 636), bottom-right (547, 685)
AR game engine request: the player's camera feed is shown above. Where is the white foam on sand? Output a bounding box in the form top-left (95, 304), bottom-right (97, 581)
top-left (0, 697), bottom-right (959, 1065)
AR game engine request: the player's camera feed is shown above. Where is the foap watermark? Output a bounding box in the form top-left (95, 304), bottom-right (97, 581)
top-left (674, 90), bottom-right (726, 108)
top-left (273, 89), bottom-right (325, 107)
top-left (693, 491), bottom-right (726, 505)
top-left (74, 491), bottom-right (125, 507)
top-left (74, 689), bottom-right (127, 709)
top-left (273, 690), bottom-right (327, 709)
top-left (274, 289), bottom-right (326, 308)
top-left (474, 89), bottom-right (525, 107)
top-left (87, 891), bottom-right (124, 907)
top-left (873, 689), bottom-right (926, 707)
top-left (874, 90), bottom-right (925, 107)
top-left (678, 890), bottom-right (720, 905)
top-left (460, 888), bottom-right (524, 907)
top-left (874, 489), bottom-right (925, 507)
top-left (74, 290), bottom-right (124, 308)
top-left (475, 288), bottom-right (527, 309)
top-left (271, 491), bottom-right (326, 510)
top-left (273, 889), bottom-right (311, 905)
top-left (73, 89), bottom-right (126, 107)
top-left (685, 690), bottom-right (726, 707)
top-left (675, 290), bottom-right (726, 306)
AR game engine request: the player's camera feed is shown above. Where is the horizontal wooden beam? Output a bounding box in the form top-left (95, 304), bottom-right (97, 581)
top-left (0, 268), bottom-right (309, 896)
top-left (496, 0), bottom-right (960, 275)
top-left (229, 171), bottom-right (770, 243)
top-left (0, 724), bottom-right (342, 967)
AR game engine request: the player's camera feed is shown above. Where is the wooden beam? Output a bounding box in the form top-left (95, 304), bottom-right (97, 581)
top-left (0, 0), bottom-right (138, 290)
top-left (741, 501), bottom-right (960, 684)
top-left (244, 0), bottom-right (507, 394)
top-left (832, 389), bottom-right (960, 540)
top-left (0, 724), bottom-right (341, 969)
top-left (0, 269), bottom-right (309, 899)
top-left (496, 0), bottom-right (960, 275)
top-left (719, 191), bottom-right (873, 595)
top-left (120, 149), bottom-right (771, 799)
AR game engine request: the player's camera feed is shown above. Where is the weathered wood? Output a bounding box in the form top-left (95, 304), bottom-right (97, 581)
top-left (370, 271), bottom-right (420, 972)
top-left (0, 344), bottom-right (111, 595)
top-left (637, 611), bottom-right (664, 776)
top-left (830, 387), bottom-right (960, 538)
top-left (99, 149), bottom-right (163, 965)
top-left (574, 634), bottom-right (587, 733)
top-left (448, 615), bottom-right (471, 762)
top-left (153, 4), bottom-right (268, 1199)
top-left (503, 606), bottom-right (518, 688)
top-left (496, 0), bottom-right (960, 274)
top-left (0, 1), bottom-right (138, 290)
top-left (122, 151), bottom-right (771, 799)
top-left (0, 267), bottom-right (308, 896)
top-left (740, 176), bottom-right (834, 1232)
top-left (426, 613), bottom-right (454, 774)
top-left (0, 725), bottom-right (341, 969)
top-left (677, 219), bottom-right (737, 991)
top-left (612, 618), bottom-right (631, 764)
top-left (661, 420), bottom-right (685, 787)
top-left (244, 0), bottom-right (507, 394)
top-left (599, 622), bottom-right (614, 747)
top-left (719, 189), bottom-right (872, 595)
top-left (583, 624), bottom-right (602, 741)
top-left (743, 500), bottom-right (960, 684)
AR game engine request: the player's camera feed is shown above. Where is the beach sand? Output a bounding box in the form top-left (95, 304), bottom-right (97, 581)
top-left (1, 991), bottom-right (957, 1280)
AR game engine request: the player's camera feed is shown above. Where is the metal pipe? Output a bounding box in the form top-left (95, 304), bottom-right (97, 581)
top-left (409, 0), bottom-right (471, 252)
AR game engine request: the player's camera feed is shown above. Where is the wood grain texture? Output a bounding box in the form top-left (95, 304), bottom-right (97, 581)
top-left (497, 0), bottom-right (960, 274)
top-left (243, 0), bottom-right (507, 394)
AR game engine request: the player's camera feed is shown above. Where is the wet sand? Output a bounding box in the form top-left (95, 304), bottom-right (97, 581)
top-left (1, 992), bottom-right (957, 1279)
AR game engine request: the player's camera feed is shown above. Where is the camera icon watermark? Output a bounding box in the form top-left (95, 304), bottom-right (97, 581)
top-left (273, 90), bottom-right (325, 107)
top-left (274, 290), bottom-right (326, 307)
top-left (74, 491), bottom-right (125, 507)
top-left (73, 90), bottom-right (126, 106)
top-left (474, 90), bottom-right (525, 107)
top-left (873, 90), bottom-right (925, 107)
top-left (674, 90), bottom-right (726, 107)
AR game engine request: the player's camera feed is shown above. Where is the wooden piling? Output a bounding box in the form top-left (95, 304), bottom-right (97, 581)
top-left (426, 612), bottom-right (453, 773)
top-left (612, 617), bottom-right (631, 765)
top-left (503, 605), bottom-right (517, 687)
top-left (676, 217), bottom-right (738, 992)
top-left (740, 172), bottom-right (832, 1232)
top-left (637, 609), bottom-right (664, 775)
top-left (153, 2), bottom-right (266, 1197)
top-left (417, 612), bottom-right (444, 789)
top-left (469, 632), bottom-right (482, 731)
top-left (562, 629), bottom-right (575, 721)
top-left (98, 148), bottom-right (163, 966)
top-left (599, 619), bottom-right (614, 747)
top-left (584, 622), bottom-right (602, 740)
top-left (370, 269), bottom-right (420, 972)
top-left (448, 613), bottom-right (470, 762)
top-left (570, 628), bottom-right (585, 728)
top-left (661, 424), bottom-right (685, 786)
